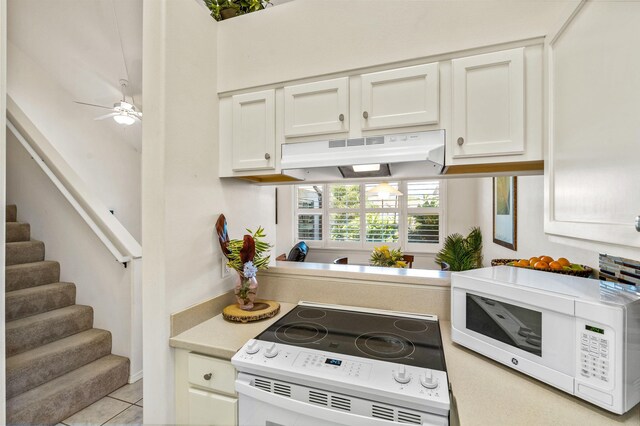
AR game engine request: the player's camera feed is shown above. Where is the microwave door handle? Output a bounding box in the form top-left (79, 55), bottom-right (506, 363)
top-left (236, 376), bottom-right (441, 426)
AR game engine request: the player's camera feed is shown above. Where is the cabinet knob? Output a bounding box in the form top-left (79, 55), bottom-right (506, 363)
top-left (203, 373), bottom-right (212, 381)
top-left (264, 153), bottom-right (271, 160)
top-left (338, 113), bottom-right (344, 122)
top-left (457, 137), bottom-right (465, 146)
top-left (363, 111), bottom-right (369, 119)
top-left (635, 215), bottom-right (640, 232)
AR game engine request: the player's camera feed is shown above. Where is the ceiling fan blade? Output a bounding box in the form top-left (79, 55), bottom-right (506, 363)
top-left (74, 101), bottom-right (113, 110)
top-left (94, 112), bottom-right (118, 121)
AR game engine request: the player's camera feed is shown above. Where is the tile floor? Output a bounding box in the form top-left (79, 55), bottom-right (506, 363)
top-left (57, 380), bottom-right (143, 425)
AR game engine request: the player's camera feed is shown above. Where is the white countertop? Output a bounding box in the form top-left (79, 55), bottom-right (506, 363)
top-left (264, 261), bottom-right (451, 287)
top-left (170, 303), bottom-right (639, 425)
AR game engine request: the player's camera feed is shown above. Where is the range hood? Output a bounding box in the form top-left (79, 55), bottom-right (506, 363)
top-left (280, 130), bottom-right (446, 183)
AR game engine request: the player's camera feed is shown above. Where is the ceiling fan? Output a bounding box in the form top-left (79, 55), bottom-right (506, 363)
top-left (74, 79), bottom-right (142, 126)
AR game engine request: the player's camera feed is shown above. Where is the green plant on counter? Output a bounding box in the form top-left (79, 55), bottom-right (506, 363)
top-left (435, 227), bottom-right (483, 271)
top-left (205, 0), bottom-right (272, 21)
top-left (226, 226), bottom-right (272, 276)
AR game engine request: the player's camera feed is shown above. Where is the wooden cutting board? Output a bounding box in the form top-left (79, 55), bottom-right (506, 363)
top-left (222, 300), bottom-right (280, 323)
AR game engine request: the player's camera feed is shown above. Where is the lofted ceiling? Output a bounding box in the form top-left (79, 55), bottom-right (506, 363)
top-left (7, 0), bottom-right (143, 111)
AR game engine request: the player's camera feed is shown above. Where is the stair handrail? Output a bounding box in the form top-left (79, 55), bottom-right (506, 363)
top-left (6, 95), bottom-right (142, 265)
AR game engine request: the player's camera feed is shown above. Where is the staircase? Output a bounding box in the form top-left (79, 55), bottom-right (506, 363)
top-left (5, 204), bottom-right (130, 425)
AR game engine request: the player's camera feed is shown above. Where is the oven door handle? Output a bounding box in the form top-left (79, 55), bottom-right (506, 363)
top-left (236, 376), bottom-right (443, 426)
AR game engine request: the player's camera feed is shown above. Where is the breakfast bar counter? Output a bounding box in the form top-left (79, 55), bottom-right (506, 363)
top-left (170, 306), bottom-right (640, 425)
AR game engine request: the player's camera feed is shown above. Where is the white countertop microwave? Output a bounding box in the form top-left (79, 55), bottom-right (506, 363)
top-left (451, 266), bottom-right (640, 414)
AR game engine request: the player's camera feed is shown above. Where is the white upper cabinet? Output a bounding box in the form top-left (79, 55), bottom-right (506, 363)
top-left (545, 1), bottom-right (640, 248)
top-left (360, 63), bottom-right (439, 130)
top-left (232, 90), bottom-right (275, 171)
top-left (284, 78), bottom-right (349, 137)
top-left (452, 48), bottom-right (524, 158)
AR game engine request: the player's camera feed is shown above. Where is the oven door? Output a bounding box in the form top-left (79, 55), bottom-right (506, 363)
top-left (451, 283), bottom-right (576, 393)
top-left (236, 373), bottom-right (448, 426)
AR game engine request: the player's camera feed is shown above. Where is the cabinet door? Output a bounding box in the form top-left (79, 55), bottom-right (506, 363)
top-left (188, 387), bottom-right (237, 426)
top-left (232, 90), bottom-right (275, 171)
top-left (452, 48), bottom-right (524, 158)
top-left (546, 1), bottom-right (640, 248)
top-left (284, 78), bottom-right (349, 137)
top-left (360, 63), bottom-right (439, 130)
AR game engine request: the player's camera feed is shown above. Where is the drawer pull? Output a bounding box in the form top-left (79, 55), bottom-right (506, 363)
top-left (203, 373), bottom-right (213, 381)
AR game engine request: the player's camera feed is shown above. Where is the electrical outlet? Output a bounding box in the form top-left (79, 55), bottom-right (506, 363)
top-left (221, 257), bottom-right (232, 278)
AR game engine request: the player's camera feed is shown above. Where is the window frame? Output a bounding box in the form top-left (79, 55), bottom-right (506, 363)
top-left (293, 180), bottom-right (447, 253)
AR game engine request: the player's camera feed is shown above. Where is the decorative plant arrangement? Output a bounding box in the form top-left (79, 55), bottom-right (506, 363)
top-left (435, 227), bottom-right (483, 272)
top-left (205, 0), bottom-right (272, 21)
top-left (216, 214), bottom-right (272, 310)
top-left (370, 245), bottom-right (407, 268)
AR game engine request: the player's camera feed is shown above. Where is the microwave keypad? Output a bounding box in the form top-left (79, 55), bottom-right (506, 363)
top-left (580, 332), bottom-right (610, 383)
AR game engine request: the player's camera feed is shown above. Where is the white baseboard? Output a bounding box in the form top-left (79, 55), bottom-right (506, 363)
top-left (129, 369), bottom-right (143, 384)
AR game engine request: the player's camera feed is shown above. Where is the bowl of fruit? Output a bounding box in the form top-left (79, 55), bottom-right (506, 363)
top-left (491, 256), bottom-right (593, 278)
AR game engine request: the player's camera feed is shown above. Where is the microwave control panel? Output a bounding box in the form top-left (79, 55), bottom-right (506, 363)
top-left (577, 321), bottom-right (614, 388)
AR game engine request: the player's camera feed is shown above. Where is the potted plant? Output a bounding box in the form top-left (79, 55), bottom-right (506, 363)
top-left (205, 0), bottom-right (272, 21)
top-left (435, 227), bottom-right (483, 272)
top-left (216, 214), bottom-right (272, 310)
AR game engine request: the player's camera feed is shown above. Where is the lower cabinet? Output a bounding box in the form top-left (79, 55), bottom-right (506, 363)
top-left (175, 349), bottom-right (238, 426)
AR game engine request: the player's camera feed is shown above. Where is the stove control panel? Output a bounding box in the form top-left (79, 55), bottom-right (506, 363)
top-left (292, 351), bottom-right (373, 379)
top-left (233, 339), bottom-right (450, 412)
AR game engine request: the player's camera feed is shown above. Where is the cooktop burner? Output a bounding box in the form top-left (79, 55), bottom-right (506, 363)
top-left (256, 305), bottom-right (446, 370)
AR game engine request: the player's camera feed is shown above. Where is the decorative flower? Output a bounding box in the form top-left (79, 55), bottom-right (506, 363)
top-left (243, 261), bottom-right (258, 279)
top-left (216, 215), bottom-right (272, 278)
top-left (370, 245), bottom-right (406, 268)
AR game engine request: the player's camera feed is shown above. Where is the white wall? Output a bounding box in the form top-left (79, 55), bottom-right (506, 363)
top-left (277, 178), bottom-right (479, 269)
top-left (6, 131), bottom-right (141, 380)
top-left (217, 0), bottom-right (571, 92)
top-left (142, 1), bottom-right (276, 423)
top-left (477, 175), bottom-right (600, 267)
top-left (6, 42), bottom-right (142, 241)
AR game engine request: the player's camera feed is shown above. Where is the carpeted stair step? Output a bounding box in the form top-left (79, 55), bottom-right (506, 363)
top-left (6, 282), bottom-right (76, 321)
top-left (6, 354), bottom-right (130, 425)
top-left (7, 204), bottom-right (17, 222)
top-left (6, 222), bottom-right (31, 242)
top-left (6, 329), bottom-right (113, 399)
top-left (6, 261), bottom-right (61, 292)
top-left (6, 240), bottom-right (45, 266)
top-left (6, 305), bottom-right (93, 357)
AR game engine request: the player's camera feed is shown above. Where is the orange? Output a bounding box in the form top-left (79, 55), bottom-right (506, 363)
top-left (540, 256), bottom-right (554, 263)
top-left (557, 257), bottom-right (571, 267)
top-left (529, 257), bottom-right (540, 266)
top-left (549, 261), bottom-right (563, 270)
top-left (517, 259), bottom-right (530, 267)
top-left (534, 261), bottom-right (549, 269)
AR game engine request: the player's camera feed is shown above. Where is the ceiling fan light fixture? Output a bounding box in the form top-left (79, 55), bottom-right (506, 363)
top-left (366, 182), bottom-right (403, 198)
top-left (113, 112), bottom-right (135, 126)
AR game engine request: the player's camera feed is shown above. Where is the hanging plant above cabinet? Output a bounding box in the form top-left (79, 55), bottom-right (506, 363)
top-left (205, 0), bottom-right (272, 21)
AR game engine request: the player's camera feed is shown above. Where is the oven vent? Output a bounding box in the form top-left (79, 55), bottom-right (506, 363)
top-left (253, 378), bottom-right (271, 392)
top-left (330, 395), bottom-right (352, 411)
top-left (308, 390), bottom-right (328, 406)
top-left (397, 411), bottom-right (422, 424)
top-left (372, 405), bottom-right (395, 421)
top-left (273, 382), bottom-right (291, 398)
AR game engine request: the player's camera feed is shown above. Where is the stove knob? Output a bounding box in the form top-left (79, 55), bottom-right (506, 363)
top-left (420, 370), bottom-right (438, 389)
top-left (245, 341), bottom-right (260, 355)
top-left (393, 366), bottom-right (411, 384)
top-left (264, 343), bottom-right (279, 358)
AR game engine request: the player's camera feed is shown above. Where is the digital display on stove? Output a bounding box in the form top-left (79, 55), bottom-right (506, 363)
top-left (325, 358), bottom-right (342, 366)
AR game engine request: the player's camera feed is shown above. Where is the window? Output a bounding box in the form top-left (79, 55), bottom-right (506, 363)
top-left (294, 180), bottom-right (445, 252)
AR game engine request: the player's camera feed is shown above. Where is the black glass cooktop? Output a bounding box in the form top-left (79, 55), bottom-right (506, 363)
top-left (256, 305), bottom-right (446, 371)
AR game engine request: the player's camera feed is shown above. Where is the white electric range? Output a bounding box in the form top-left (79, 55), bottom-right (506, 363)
top-left (231, 302), bottom-right (451, 426)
